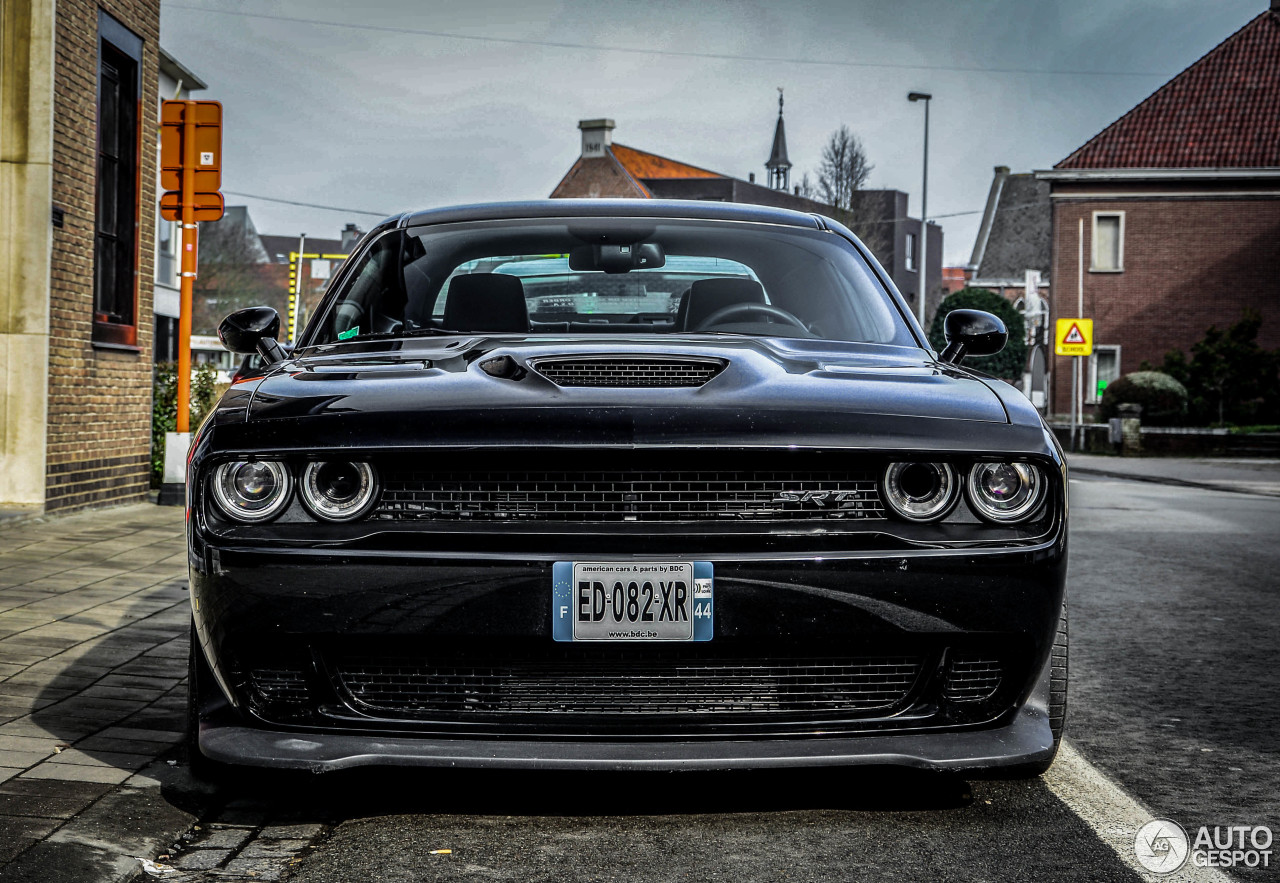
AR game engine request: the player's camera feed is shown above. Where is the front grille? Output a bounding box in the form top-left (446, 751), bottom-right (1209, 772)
top-left (942, 656), bottom-right (1003, 702)
top-left (248, 668), bottom-right (309, 706)
top-left (373, 468), bottom-right (884, 523)
top-left (334, 655), bottom-right (922, 719)
top-left (532, 357), bottom-right (723, 388)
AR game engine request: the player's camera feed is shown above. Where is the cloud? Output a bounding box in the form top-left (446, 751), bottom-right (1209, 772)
top-left (161, 0), bottom-right (1263, 262)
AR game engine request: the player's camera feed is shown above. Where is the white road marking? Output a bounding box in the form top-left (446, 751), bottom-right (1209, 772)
top-left (1045, 740), bottom-right (1234, 883)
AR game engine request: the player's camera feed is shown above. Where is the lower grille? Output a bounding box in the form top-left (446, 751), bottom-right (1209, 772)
top-left (334, 655), bottom-right (922, 719)
top-left (942, 656), bottom-right (1003, 702)
top-left (248, 668), bottom-right (309, 707)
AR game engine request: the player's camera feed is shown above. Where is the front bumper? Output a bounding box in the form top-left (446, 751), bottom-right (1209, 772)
top-left (198, 667), bottom-right (1055, 773)
top-left (189, 536), bottom-right (1066, 770)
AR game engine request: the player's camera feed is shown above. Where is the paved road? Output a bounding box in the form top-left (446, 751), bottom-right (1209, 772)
top-left (1066, 474), bottom-right (1280, 849)
top-left (1, 467), bottom-right (1276, 882)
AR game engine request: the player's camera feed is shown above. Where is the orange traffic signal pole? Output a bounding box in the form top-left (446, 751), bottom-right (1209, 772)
top-left (176, 101), bottom-right (198, 434)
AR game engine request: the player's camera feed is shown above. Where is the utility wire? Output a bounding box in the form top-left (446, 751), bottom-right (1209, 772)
top-left (222, 190), bottom-right (391, 216)
top-left (165, 3), bottom-right (1172, 78)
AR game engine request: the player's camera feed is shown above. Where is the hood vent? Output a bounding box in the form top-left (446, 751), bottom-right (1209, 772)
top-left (532, 356), bottom-right (725, 388)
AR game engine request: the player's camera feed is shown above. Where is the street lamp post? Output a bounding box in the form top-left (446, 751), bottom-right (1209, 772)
top-left (908, 91), bottom-right (931, 329)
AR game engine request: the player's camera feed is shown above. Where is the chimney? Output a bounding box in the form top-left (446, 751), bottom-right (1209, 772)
top-left (340, 222), bottom-right (364, 251)
top-left (578, 119), bottom-right (615, 159)
top-left (748, 172), bottom-right (755, 184)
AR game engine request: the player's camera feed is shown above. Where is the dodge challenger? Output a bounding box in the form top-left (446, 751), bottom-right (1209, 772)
top-left (187, 199), bottom-right (1068, 775)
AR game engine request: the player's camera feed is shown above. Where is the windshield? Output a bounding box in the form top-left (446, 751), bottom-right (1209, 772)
top-left (304, 218), bottom-right (914, 346)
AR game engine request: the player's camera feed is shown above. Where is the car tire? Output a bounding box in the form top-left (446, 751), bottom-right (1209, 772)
top-left (994, 598), bottom-right (1068, 779)
top-left (185, 620), bottom-right (228, 782)
top-left (1048, 598), bottom-right (1069, 747)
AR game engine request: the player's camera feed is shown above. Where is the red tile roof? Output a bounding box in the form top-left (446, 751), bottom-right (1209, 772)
top-left (611, 144), bottom-right (725, 180)
top-left (1056, 10), bottom-right (1280, 169)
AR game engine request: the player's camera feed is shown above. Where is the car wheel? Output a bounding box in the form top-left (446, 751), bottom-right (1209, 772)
top-left (185, 620), bottom-right (227, 782)
top-left (994, 599), bottom-right (1068, 779)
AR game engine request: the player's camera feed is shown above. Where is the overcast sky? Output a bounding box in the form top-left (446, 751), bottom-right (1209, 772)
top-left (160, 0), bottom-right (1266, 264)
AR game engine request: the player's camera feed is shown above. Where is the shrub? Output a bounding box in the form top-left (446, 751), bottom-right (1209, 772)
top-left (926, 287), bottom-right (1027, 381)
top-left (1149, 309), bottom-right (1280, 427)
top-left (151, 362), bottom-right (219, 486)
top-left (1098, 371), bottom-right (1188, 426)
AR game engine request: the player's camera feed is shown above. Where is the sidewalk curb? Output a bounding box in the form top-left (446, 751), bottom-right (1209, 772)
top-left (1069, 466), bottom-right (1280, 498)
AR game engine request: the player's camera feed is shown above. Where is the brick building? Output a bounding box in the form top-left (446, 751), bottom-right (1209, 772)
top-left (1, 0), bottom-right (162, 514)
top-left (1037, 3), bottom-right (1280, 418)
top-left (550, 114), bottom-right (943, 319)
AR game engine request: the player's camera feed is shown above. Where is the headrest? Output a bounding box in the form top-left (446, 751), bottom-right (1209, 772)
top-left (678, 277), bottom-right (767, 330)
top-left (442, 273), bottom-right (529, 333)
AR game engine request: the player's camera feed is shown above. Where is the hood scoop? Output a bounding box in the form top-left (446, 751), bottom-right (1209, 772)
top-left (530, 355), bottom-right (726, 388)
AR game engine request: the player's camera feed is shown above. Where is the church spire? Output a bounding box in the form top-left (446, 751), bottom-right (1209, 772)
top-left (766, 88), bottom-right (791, 191)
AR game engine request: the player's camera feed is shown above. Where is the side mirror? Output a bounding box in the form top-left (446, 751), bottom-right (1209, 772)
top-left (940, 309), bottom-right (1007, 365)
top-left (219, 306), bottom-right (287, 364)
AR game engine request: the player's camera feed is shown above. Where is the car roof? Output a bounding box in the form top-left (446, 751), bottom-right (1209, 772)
top-left (399, 199), bottom-right (827, 230)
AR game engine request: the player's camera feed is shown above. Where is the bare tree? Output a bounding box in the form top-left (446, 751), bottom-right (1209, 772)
top-left (795, 172), bottom-right (817, 201)
top-left (808, 126), bottom-right (893, 258)
top-left (816, 126), bottom-right (873, 212)
top-left (192, 219), bottom-right (283, 335)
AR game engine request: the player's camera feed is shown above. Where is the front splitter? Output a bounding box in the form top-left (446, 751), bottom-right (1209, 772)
top-left (199, 705), bottom-right (1054, 774)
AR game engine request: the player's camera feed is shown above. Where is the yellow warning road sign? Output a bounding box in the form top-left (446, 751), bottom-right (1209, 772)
top-left (1055, 318), bottom-right (1094, 356)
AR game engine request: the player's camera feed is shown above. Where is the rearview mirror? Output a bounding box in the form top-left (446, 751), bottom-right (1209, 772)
top-left (219, 306), bottom-right (287, 364)
top-left (940, 309), bottom-right (1007, 365)
top-left (568, 242), bottom-right (665, 274)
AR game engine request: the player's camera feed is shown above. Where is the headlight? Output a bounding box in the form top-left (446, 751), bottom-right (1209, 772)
top-left (211, 460), bottom-right (291, 523)
top-left (881, 462), bottom-right (958, 522)
top-left (966, 462), bottom-right (1044, 523)
top-left (300, 461), bottom-right (378, 521)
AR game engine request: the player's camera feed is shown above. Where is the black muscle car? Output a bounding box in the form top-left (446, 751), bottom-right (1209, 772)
top-left (187, 199), bottom-right (1068, 776)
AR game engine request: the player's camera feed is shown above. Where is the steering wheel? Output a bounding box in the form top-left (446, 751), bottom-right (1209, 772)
top-left (694, 302), bottom-right (809, 332)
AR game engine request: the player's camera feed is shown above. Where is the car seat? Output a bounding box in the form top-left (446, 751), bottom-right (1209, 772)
top-left (677, 278), bottom-right (766, 331)
top-left (443, 274), bottom-right (529, 333)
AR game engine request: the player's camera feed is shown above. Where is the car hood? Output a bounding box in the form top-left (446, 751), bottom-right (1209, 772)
top-left (223, 335), bottom-right (1028, 451)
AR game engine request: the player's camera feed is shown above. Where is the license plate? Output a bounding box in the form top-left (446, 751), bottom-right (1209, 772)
top-left (552, 562), bottom-right (713, 642)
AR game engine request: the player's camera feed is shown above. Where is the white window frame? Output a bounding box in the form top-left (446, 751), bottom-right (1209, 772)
top-left (905, 232), bottom-right (917, 272)
top-left (1088, 344), bottom-right (1121, 404)
top-left (1090, 211), bottom-right (1125, 272)
top-left (156, 216), bottom-right (179, 286)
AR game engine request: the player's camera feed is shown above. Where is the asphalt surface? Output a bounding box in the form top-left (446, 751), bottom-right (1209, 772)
top-left (190, 766), bottom-right (1142, 883)
top-left (1066, 474), bottom-right (1280, 847)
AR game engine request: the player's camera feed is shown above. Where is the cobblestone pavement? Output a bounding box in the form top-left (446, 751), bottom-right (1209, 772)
top-left (0, 505), bottom-right (329, 883)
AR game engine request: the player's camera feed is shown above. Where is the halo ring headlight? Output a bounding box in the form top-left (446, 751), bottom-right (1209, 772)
top-left (300, 461), bottom-right (378, 522)
top-left (211, 460), bottom-right (291, 523)
top-left (966, 462), bottom-right (1044, 523)
top-left (881, 462), bottom-right (959, 522)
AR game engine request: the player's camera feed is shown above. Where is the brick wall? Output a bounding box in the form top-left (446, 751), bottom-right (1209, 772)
top-left (1048, 185), bottom-right (1280, 418)
top-left (47, 0), bottom-right (161, 511)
